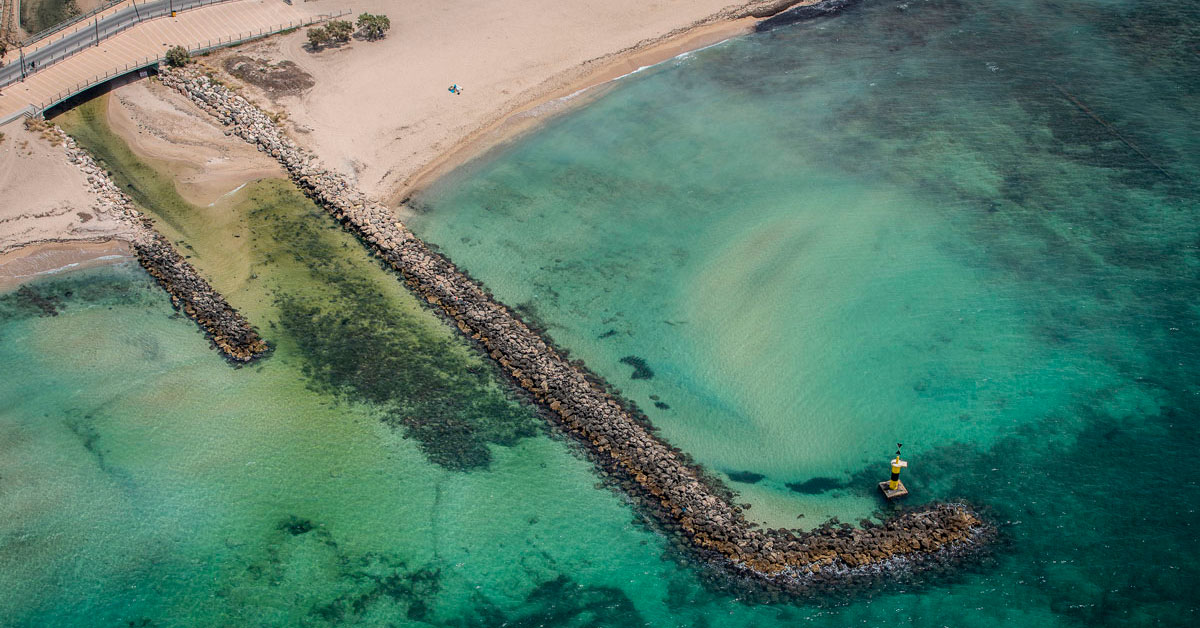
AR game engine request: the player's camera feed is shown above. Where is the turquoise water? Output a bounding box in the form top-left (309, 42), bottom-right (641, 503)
top-left (2, 0), bottom-right (1198, 625)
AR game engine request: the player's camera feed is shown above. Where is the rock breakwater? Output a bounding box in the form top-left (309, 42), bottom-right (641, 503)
top-left (56, 125), bottom-right (269, 363)
top-left (160, 65), bottom-right (994, 594)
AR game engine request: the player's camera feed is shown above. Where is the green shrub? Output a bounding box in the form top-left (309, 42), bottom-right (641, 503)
top-left (164, 46), bottom-right (190, 67)
top-left (326, 19), bottom-right (353, 43)
top-left (307, 26), bottom-right (331, 49)
top-left (356, 13), bottom-right (391, 41)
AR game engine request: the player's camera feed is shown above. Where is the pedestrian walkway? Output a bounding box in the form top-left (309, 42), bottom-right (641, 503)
top-left (0, 0), bottom-right (337, 124)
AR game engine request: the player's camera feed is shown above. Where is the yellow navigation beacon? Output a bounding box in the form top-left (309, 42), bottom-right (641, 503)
top-left (878, 443), bottom-right (909, 500)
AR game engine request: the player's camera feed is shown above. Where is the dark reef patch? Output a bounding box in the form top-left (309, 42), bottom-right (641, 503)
top-left (278, 515), bottom-right (316, 536)
top-left (14, 286), bottom-right (61, 317)
top-left (619, 355), bottom-right (655, 379)
top-left (786, 476), bottom-right (848, 494)
top-left (460, 574), bottom-right (644, 628)
top-left (756, 0), bottom-right (861, 31)
top-left (727, 470), bottom-right (766, 484)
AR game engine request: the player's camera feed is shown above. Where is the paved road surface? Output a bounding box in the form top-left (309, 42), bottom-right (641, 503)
top-left (0, 0), bottom-right (324, 123)
top-left (1, 0), bottom-right (235, 87)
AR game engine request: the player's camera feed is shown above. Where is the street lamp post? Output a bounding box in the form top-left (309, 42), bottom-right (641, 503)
top-left (19, 45), bottom-right (25, 80)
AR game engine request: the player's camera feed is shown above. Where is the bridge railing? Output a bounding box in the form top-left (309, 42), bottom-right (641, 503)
top-left (2, 0), bottom-right (241, 88)
top-left (20, 0), bottom-right (129, 47)
top-left (24, 11), bottom-right (348, 118)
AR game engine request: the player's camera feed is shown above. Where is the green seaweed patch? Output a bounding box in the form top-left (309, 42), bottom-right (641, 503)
top-left (459, 574), bottom-right (644, 628)
top-left (258, 202), bottom-right (540, 471)
top-left (619, 355), bottom-right (655, 379)
top-left (313, 554), bottom-right (441, 624)
top-left (0, 265), bottom-right (156, 325)
top-left (55, 97), bottom-right (198, 237)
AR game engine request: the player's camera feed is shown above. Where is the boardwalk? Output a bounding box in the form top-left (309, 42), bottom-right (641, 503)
top-left (0, 0), bottom-right (333, 124)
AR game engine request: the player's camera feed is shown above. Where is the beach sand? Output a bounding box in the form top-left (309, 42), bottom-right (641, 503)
top-left (0, 118), bottom-right (133, 286)
top-left (0, 239), bottom-right (132, 291)
top-left (1, 0), bottom-right (814, 288)
top-left (105, 77), bottom-right (285, 206)
top-left (201, 0), bottom-right (817, 203)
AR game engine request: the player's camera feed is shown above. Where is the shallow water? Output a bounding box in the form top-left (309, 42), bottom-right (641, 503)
top-left (2, 0), bottom-right (1198, 625)
top-left (410, 0), bottom-right (1199, 621)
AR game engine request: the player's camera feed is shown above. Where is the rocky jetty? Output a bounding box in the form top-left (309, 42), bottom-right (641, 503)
top-left (56, 126), bottom-right (269, 363)
top-left (159, 66), bottom-right (994, 594)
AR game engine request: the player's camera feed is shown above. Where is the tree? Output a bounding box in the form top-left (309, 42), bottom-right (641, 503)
top-left (164, 45), bottom-right (190, 67)
top-left (356, 13), bottom-right (391, 41)
top-left (325, 19), bottom-right (353, 43)
top-left (307, 26), bottom-right (331, 49)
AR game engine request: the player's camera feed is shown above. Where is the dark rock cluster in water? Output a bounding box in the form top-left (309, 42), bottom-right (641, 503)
top-left (757, 0), bottom-right (861, 31)
top-left (160, 66), bottom-right (995, 595)
top-left (133, 233), bottom-right (269, 363)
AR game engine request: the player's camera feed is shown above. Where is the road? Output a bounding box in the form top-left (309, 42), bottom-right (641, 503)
top-left (0, 0), bottom-right (232, 87)
top-left (0, 0), bottom-right (320, 123)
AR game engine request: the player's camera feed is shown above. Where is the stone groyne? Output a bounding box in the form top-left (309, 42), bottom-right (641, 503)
top-left (57, 126), bottom-right (269, 363)
top-left (160, 66), bottom-right (994, 594)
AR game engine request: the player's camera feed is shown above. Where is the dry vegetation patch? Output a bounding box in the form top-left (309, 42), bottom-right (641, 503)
top-left (223, 55), bottom-right (315, 97)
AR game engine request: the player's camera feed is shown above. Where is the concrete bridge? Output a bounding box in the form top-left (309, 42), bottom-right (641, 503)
top-left (0, 0), bottom-right (338, 124)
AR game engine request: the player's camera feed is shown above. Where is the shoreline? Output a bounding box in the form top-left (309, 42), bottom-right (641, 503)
top-left (394, 15), bottom-right (762, 204)
top-left (394, 0), bottom-right (856, 204)
top-left (0, 239), bottom-right (134, 293)
top-left (0, 0), bottom-right (824, 291)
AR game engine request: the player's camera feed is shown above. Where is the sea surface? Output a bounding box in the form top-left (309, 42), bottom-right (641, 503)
top-left (2, 0), bottom-right (1198, 625)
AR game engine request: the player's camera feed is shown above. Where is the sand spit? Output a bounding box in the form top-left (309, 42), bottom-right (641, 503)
top-left (160, 65), bottom-right (995, 596)
top-left (49, 123), bottom-right (268, 363)
top-left (0, 119), bottom-right (133, 259)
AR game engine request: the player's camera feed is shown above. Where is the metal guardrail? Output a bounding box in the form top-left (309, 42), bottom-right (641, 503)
top-left (0, 10), bottom-right (346, 124)
top-left (3, 0), bottom-right (240, 87)
top-left (21, 0), bottom-right (127, 46)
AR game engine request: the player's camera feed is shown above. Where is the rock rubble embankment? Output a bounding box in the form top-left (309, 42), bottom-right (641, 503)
top-left (57, 126), bottom-right (269, 363)
top-left (159, 65), bottom-right (994, 594)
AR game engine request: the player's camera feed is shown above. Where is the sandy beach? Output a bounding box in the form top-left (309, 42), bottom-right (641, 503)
top-left (0, 0), bottom-right (814, 289)
top-left (105, 77), bottom-right (285, 206)
top-left (201, 0), bottom-right (817, 203)
top-left (0, 118), bottom-right (134, 285)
